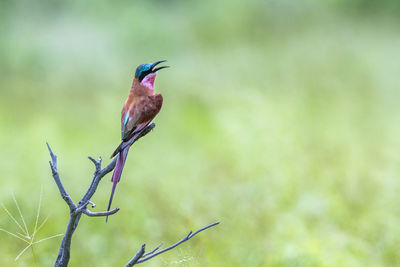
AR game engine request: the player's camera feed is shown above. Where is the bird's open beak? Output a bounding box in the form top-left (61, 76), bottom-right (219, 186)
top-left (151, 60), bottom-right (169, 73)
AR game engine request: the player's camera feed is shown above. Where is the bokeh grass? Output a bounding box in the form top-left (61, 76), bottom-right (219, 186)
top-left (1, 0), bottom-right (400, 266)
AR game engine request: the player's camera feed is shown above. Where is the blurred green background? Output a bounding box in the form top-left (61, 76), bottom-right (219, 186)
top-left (1, 0), bottom-right (400, 266)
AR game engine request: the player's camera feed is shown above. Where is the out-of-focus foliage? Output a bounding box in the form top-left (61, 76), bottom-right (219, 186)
top-left (333, 0), bottom-right (400, 14)
top-left (1, 0), bottom-right (400, 266)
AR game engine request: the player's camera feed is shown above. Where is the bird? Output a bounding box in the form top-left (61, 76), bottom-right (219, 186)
top-left (107, 60), bottom-right (168, 221)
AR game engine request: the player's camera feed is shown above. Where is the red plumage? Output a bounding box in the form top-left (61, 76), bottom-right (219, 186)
top-left (107, 61), bottom-right (167, 221)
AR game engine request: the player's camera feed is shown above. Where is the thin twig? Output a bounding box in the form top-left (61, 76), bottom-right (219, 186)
top-left (142, 242), bottom-right (163, 257)
top-left (46, 143), bottom-right (76, 211)
top-left (126, 222), bottom-right (220, 266)
top-left (83, 207), bottom-right (120, 217)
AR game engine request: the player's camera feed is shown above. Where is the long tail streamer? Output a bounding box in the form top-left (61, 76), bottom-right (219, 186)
top-left (106, 146), bottom-right (130, 222)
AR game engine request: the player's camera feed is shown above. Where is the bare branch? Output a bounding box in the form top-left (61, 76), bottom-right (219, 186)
top-left (83, 207), bottom-right (120, 217)
top-left (49, 124), bottom-right (157, 267)
top-left (126, 222), bottom-right (220, 266)
top-left (73, 200), bottom-right (91, 215)
top-left (142, 242), bottom-right (163, 257)
top-left (88, 156), bottom-right (102, 174)
top-left (48, 122), bottom-right (218, 267)
top-left (46, 143), bottom-right (76, 211)
top-left (88, 201), bottom-right (96, 208)
top-left (190, 222), bottom-right (220, 237)
top-left (126, 244), bottom-right (146, 266)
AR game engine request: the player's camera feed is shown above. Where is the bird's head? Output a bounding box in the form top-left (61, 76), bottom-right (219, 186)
top-left (135, 60), bottom-right (169, 90)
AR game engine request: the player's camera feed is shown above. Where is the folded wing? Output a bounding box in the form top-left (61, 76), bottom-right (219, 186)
top-left (121, 94), bottom-right (163, 141)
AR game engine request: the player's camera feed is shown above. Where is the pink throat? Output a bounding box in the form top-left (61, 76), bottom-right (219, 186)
top-left (140, 73), bottom-right (157, 91)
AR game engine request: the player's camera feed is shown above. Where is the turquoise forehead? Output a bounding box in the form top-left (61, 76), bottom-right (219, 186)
top-left (135, 63), bottom-right (152, 77)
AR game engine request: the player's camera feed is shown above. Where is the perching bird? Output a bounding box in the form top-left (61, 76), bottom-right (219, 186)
top-left (107, 60), bottom-right (168, 220)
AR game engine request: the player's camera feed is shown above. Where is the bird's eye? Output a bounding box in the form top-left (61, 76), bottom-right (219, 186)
top-left (138, 69), bottom-right (151, 82)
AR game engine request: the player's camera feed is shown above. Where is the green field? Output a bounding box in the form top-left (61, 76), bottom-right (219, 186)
top-left (1, 1), bottom-right (400, 266)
